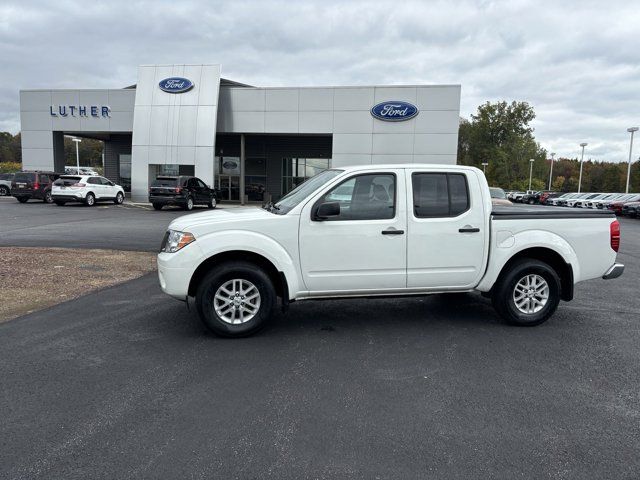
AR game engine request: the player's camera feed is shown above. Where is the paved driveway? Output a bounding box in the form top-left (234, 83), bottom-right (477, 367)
top-left (1, 198), bottom-right (639, 478)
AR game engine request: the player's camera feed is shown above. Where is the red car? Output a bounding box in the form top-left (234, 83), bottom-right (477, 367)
top-left (608, 194), bottom-right (640, 214)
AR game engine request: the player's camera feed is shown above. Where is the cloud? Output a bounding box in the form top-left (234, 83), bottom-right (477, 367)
top-left (0, 0), bottom-right (638, 161)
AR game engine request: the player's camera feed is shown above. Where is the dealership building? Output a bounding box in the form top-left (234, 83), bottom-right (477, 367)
top-left (19, 64), bottom-right (461, 203)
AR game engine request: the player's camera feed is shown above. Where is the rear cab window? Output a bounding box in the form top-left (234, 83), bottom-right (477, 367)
top-left (54, 176), bottom-right (81, 186)
top-left (151, 178), bottom-right (179, 187)
top-left (13, 173), bottom-right (36, 183)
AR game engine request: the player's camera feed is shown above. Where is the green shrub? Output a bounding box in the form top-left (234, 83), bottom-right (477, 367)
top-left (0, 162), bottom-right (21, 174)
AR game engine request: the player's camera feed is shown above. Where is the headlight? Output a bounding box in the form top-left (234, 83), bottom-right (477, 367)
top-left (161, 229), bottom-right (195, 253)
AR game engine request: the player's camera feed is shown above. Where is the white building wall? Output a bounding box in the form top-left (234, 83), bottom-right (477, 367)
top-left (131, 64), bottom-right (221, 200)
top-left (217, 84), bottom-right (460, 167)
top-left (19, 89), bottom-right (135, 171)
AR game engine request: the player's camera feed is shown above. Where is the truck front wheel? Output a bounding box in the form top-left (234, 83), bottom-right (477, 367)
top-left (195, 261), bottom-right (276, 337)
top-left (492, 258), bottom-right (561, 326)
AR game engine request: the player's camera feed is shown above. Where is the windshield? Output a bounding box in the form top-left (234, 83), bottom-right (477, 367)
top-left (489, 187), bottom-right (506, 199)
top-left (270, 169), bottom-right (344, 214)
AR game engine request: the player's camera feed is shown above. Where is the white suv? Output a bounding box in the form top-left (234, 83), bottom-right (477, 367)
top-left (52, 175), bottom-right (125, 206)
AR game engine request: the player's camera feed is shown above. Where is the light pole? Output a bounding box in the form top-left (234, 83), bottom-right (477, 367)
top-left (72, 138), bottom-right (82, 173)
top-left (626, 127), bottom-right (638, 193)
top-left (528, 158), bottom-right (535, 190)
top-left (481, 162), bottom-right (488, 174)
top-left (578, 142), bottom-right (587, 193)
top-left (548, 152), bottom-right (556, 190)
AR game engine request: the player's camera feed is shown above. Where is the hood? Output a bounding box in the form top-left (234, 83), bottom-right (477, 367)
top-left (491, 198), bottom-right (512, 206)
top-left (168, 206), bottom-right (275, 232)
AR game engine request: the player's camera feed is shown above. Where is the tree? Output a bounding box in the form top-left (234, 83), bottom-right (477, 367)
top-left (0, 132), bottom-right (21, 163)
top-left (458, 101), bottom-right (547, 189)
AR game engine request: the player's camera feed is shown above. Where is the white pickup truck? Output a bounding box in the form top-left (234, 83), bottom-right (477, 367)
top-left (158, 164), bottom-right (624, 337)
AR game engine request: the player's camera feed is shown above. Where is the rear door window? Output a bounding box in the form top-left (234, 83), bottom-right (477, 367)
top-left (87, 177), bottom-right (101, 185)
top-left (412, 172), bottom-right (470, 218)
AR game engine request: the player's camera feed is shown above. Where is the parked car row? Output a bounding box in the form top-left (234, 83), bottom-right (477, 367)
top-left (4, 170), bottom-right (218, 211)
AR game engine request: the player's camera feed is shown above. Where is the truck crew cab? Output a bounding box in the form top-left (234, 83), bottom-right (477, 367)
top-left (157, 165), bottom-right (624, 337)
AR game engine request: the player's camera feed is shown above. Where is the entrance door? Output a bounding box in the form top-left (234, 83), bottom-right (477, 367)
top-left (218, 175), bottom-right (240, 202)
top-left (299, 170), bottom-right (407, 293)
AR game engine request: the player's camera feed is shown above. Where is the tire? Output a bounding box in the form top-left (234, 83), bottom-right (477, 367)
top-left (16, 196), bottom-right (28, 203)
top-left (84, 192), bottom-right (95, 206)
top-left (528, 198), bottom-right (535, 204)
top-left (491, 258), bottom-right (561, 327)
top-left (0, 185), bottom-right (8, 196)
top-left (152, 203), bottom-right (163, 211)
top-left (208, 197), bottom-right (217, 209)
top-left (195, 261), bottom-right (276, 337)
top-left (43, 190), bottom-right (54, 204)
top-left (114, 192), bottom-right (124, 205)
top-left (54, 201), bottom-right (66, 206)
top-left (184, 197), bottom-right (194, 211)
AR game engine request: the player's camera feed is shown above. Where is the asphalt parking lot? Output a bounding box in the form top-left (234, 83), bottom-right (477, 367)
top-left (1, 198), bottom-right (639, 479)
top-left (0, 196), bottom-right (192, 251)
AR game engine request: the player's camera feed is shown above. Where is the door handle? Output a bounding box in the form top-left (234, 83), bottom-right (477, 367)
top-left (459, 226), bottom-right (480, 233)
top-left (381, 228), bottom-right (405, 235)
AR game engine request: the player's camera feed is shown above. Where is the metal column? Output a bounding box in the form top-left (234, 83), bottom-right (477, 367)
top-left (240, 134), bottom-right (246, 205)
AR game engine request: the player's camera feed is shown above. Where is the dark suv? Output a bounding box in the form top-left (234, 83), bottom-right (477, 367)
top-left (149, 176), bottom-right (217, 211)
top-left (11, 171), bottom-right (60, 203)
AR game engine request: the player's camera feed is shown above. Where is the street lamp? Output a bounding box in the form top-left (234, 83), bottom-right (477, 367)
top-left (578, 142), bottom-right (587, 193)
top-left (72, 138), bottom-right (82, 174)
top-left (528, 158), bottom-right (535, 190)
top-left (626, 127), bottom-right (638, 193)
top-left (548, 152), bottom-right (556, 190)
top-left (481, 162), bottom-right (488, 174)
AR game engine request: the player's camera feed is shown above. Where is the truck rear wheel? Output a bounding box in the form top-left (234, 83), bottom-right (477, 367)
top-left (492, 258), bottom-right (561, 326)
top-left (195, 261), bottom-right (276, 337)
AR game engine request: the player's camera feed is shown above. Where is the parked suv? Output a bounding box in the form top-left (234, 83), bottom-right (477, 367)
top-left (0, 173), bottom-right (15, 196)
top-left (11, 171), bottom-right (60, 203)
top-left (149, 176), bottom-right (217, 211)
top-left (51, 175), bottom-right (125, 206)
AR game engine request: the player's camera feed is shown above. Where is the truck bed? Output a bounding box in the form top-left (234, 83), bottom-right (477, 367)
top-left (491, 205), bottom-right (615, 219)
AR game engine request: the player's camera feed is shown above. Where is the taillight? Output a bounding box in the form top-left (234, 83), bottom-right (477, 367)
top-left (71, 182), bottom-right (86, 188)
top-left (33, 182), bottom-right (40, 190)
top-left (175, 187), bottom-right (182, 194)
top-left (610, 220), bottom-right (620, 252)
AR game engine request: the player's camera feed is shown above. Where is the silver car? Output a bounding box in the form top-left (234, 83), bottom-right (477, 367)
top-left (0, 173), bottom-right (14, 196)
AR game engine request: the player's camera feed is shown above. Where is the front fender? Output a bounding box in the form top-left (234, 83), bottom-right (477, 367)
top-left (476, 229), bottom-right (580, 292)
top-left (195, 230), bottom-right (302, 298)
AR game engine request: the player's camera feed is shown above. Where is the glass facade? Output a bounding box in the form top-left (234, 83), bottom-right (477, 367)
top-left (282, 158), bottom-right (331, 195)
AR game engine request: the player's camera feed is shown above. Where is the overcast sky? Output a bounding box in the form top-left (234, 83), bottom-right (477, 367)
top-left (1, 0), bottom-right (638, 162)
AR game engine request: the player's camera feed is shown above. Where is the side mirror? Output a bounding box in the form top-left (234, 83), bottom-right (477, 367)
top-left (315, 201), bottom-right (340, 220)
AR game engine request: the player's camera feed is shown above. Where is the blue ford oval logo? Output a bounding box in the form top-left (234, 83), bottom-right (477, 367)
top-left (158, 77), bottom-right (194, 94)
top-left (371, 101), bottom-right (419, 121)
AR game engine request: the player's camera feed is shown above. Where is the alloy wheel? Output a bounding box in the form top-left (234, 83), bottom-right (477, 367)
top-left (513, 274), bottom-right (549, 314)
top-left (213, 279), bottom-right (261, 324)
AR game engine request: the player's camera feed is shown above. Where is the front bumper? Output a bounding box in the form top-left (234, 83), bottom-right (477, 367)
top-left (157, 244), bottom-right (204, 300)
top-left (602, 263), bottom-right (625, 280)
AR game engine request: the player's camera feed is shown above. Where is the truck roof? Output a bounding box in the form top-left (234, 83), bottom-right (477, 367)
top-left (336, 164), bottom-right (481, 173)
